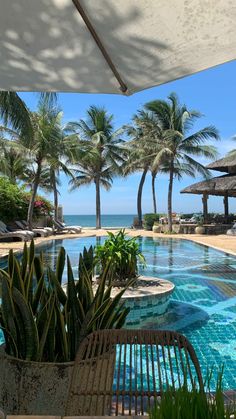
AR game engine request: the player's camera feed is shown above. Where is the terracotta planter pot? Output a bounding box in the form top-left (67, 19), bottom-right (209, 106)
top-left (195, 226), bottom-right (205, 234)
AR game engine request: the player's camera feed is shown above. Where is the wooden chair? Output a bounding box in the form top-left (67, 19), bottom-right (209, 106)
top-left (66, 329), bottom-right (204, 416)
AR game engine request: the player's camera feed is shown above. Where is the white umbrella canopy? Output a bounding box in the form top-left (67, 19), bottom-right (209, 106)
top-left (0, 0), bottom-right (236, 94)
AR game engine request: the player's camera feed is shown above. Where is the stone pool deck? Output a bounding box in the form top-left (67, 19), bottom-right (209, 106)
top-left (0, 228), bottom-right (235, 257)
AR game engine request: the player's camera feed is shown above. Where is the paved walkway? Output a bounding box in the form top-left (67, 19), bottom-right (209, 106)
top-left (0, 228), bottom-right (236, 257)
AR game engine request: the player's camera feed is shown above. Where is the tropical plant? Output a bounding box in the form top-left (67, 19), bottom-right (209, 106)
top-left (0, 143), bottom-right (30, 184)
top-left (149, 370), bottom-right (235, 419)
top-left (0, 92), bottom-right (33, 139)
top-left (95, 230), bottom-right (146, 283)
top-left (17, 97), bottom-right (75, 229)
top-left (0, 177), bottom-right (29, 222)
top-left (68, 106), bottom-right (125, 229)
top-left (145, 93), bottom-right (219, 231)
top-left (143, 213), bottom-right (159, 230)
top-left (0, 241), bottom-right (130, 362)
top-left (124, 111), bottom-right (162, 227)
top-left (0, 92), bottom-right (56, 139)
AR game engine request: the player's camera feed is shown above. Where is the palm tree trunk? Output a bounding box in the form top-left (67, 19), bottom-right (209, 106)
top-left (168, 162), bottom-right (174, 232)
top-left (152, 172), bottom-right (157, 214)
top-left (52, 172), bottom-right (58, 221)
top-left (95, 177), bottom-right (101, 229)
top-left (137, 168), bottom-right (148, 228)
top-left (27, 162), bottom-right (41, 229)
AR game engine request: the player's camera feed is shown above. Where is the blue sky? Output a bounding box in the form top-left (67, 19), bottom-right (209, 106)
top-left (19, 60), bottom-right (236, 215)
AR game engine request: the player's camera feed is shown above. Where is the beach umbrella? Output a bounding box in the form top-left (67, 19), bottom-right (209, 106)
top-left (0, 0), bottom-right (236, 94)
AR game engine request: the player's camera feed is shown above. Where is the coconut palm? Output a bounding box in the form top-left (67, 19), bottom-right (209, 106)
top-left (151, 168), bottom-right (158, 214)
top-left (145, 93), bottom-right (219, 231)
top-left (68, 106), bottom-right (125, 229)
top-left (0, 92), bottom-right (32, 138)
top-left (0, 144), bottom-right (30, 184)
top-left (40, 159), bottom-right (75, 222)
top-left (70, 157), bottom-right (114, 224)
top-left (124, 111), bottom-right (162, 227)
top-left (0, 92), bottom-right (57, 139)
top-left (18, 98), bottom-right (70, 228)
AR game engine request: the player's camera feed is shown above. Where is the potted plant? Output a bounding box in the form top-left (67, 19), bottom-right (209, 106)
top-left (195, 216), bottom-right (205, 234)
top-left (143, 213), bottom-right (160, 230)
top-left (0, 241), bottom-right (131, 415)
top-left (95, 229), bottom-right (146, 285)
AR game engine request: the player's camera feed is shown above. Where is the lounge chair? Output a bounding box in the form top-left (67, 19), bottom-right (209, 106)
top-left (227, 223), bottom-right (236, 235)
top-left (0, 222), bottom-right (33, 242)
top-left (20, 220), bottom-right (54, 234)
top-left (54, 219), bottom-right (82, 234)
top-left (15, 221), bottom-right (51, 237)
top-left (66, 329), bottom-right (203, 416)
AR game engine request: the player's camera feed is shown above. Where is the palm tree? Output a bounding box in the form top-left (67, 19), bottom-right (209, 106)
top-left (125, 111), bottom-right (162, 227)
top-left (0, 144), bottom-right (30, 184)
top-left (0, 92), bottom-right (56, 139)
top-left (18, 98), bottom-right (68, 229)
top-left (145, 93), bottom-right (219, 231)
top-left (68, 106), bottom-right (125, 229)
top-left (70, 157), bottom-right (114, 225)
top-left (40, 158), bottom-right (75, 222)
top-left (0, 92), bottom-right (32, 138)
top-left (151, 168), bottom-right (158, 214)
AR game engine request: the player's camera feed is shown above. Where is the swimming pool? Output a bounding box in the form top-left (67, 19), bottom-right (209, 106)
top-left (1, 236), bottom-right (236, 389)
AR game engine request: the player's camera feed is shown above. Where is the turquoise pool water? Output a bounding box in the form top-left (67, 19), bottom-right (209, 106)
top-left (1, 236), bottom-right (236, 389)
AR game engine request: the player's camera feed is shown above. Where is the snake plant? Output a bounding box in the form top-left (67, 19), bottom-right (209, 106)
top-left (0, 240), bottom-right (130, 362)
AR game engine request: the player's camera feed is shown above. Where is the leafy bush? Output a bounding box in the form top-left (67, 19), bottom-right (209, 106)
top-left (0, 177), bottom-right (28, 222)
top-left (95, 229), bottom-right (146, 283)
top-left (143, 213), bottom-right (160, 230)
top-left (0, 177), bottom-right (53, 222)
top-left (150, 370), bottom-right (235, 419)
top-left (0, 241), bottom-right (130, 362)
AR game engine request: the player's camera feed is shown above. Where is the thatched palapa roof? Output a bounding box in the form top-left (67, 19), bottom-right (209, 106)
top-left (181, 174), bottom-right (236, 197)
top-left (206, 156), bottom-right (236, 173)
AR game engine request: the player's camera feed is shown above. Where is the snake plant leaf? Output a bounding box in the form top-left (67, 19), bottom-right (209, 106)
top-left (12, 286), bottom-right (39, 360)
top-left (37, 294), bottom-right (56, 362)
top-left (86, 297), bottom-right (113, 330)
top-left (47, 267), bottom-right (67, 305)
top-left (54, 299), bottom-right (69, 362)
top-left (1, 276), bottom-right (18, 356)
top-left (114, 307), bottom-right (130, 329)
top-left (29, 239), bottom-right (35, 267)
top-left (32, 273), bottom-right (45, 315)
top-left (77, 257), bottom-right (93, 309)
top-left (7, 249), bottom-right (14, 278)
top-left (12, 256), bottom-right (25, 297)
top-left (56, 247), bottom-right (66, 285)
top-left (34, 255), bottom-right (44, 283)
top-left (67, 256), bottom-right (80, 317)
top-left (20, 242), bottom-right (28, 281)
top-left (24, 262), bottom-right (34, 304)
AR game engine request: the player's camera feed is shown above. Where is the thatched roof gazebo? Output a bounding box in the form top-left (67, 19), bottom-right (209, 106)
top-left (206, 155), bottom-right (236, 173)
top-left (181, 155), bottom-right (236, 223)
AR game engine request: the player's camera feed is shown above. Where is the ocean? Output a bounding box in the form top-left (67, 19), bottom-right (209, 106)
top-left (64, 214), bottom-right (135, 228)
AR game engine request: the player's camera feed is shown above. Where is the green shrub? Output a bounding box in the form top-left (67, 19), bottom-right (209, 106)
top-left (143, 213), bottom-right (160, 230)
top-left (0, 177), bottom-right (28, 222)
top-left (0, 241), bottom-right (130, 362)
top-left (95, 229), bottom-right (146, 283)
top-left (0, 177), bottom-right (53, 223)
